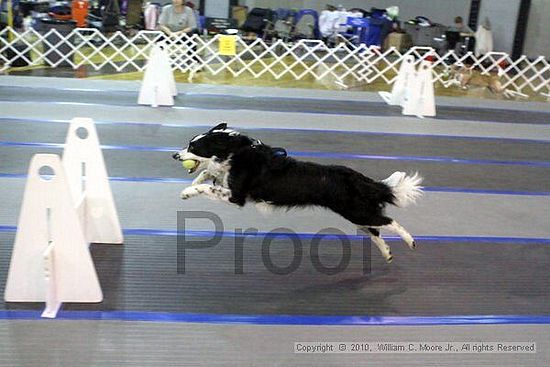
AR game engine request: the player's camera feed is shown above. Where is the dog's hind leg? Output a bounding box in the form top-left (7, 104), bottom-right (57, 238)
top-left (366, 227), bottom-right (393, 263)
top-left (378, 220), bottom-right (416, 250)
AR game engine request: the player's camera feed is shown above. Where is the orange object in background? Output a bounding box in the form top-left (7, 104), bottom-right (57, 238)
top-left (72, 0), bottom-right (89, 27)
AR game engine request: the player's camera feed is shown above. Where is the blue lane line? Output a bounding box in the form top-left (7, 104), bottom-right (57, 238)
top-left (290, 151), bottom-right (550, 168)
top-left (1, 117), bottom-right (549, 144)
top-left (420, 186), bottom-right (550, 197)
top-left (0, 141), bottom-right (174, 152)
top-left (128, 230), bottom-right (550, 244)
top-left (125, 231), bottom-right (550, 244)
top-left (0, 310), bottom-right (549, 325)
top-left (2, 140), bottom-right (550, 168)
top-left (1, 225), bottom-right (549, 244)
top-left (1, 173), bottom-right (550, 196)
top-left (0, 173), bottom-right (195, 184)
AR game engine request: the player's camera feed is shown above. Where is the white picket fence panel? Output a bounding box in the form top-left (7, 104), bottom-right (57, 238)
top-left (1, 27), bottom-right (548, 97)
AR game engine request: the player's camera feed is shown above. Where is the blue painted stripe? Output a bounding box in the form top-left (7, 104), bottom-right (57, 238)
top-left (0, 310), bottom-right (549, 325)
top-left (0, 141), bottom-right (175, 152)
top-left (0, 141), bottom-right (64, 149)
top-left (124, 229), bottom-right (550, 244)
top-left (421, 186), bottom-right (550, 196)
top-left (1, 172), bottom-right (550, 196)
top-left (1, 225), bottom-right (549, 244)
top-left (132, 230), bottom-right (550, 244)
top-left (0, 173), bottom-right (194, 184)
top-left (2, 140), bottom-right (550, 168)
top-left (289, 151), bottom-right (550, 168)
top-left (0, 173), bottom-right (27, 179)
top-left (1, 117), bottom-right (549, 144)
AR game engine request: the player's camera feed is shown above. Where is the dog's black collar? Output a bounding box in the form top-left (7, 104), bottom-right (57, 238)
top-left (251, 139), bottom-right (287, 157)
top-left (272, 147), bottom-right (287, 157)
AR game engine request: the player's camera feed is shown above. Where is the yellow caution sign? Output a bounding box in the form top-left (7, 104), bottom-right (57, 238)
top-left (218, 35), bottom-right (237, 56)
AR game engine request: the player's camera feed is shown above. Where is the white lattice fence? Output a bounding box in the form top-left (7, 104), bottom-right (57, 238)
top-left (1, 27), bottom-right (548, 97)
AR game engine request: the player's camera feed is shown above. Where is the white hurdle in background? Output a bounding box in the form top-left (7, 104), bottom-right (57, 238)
top-left (379, 55), bottom-right (436, 118)
top-left (379, 55), bottom-right (416, 107)
top-left (4, 118), bottom-right (123, 318)
top-left (138, 44), bottom-right (178, 107)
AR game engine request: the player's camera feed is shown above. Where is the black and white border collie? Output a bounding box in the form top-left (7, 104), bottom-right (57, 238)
top-left (173, 123), bottom-right (423, 263)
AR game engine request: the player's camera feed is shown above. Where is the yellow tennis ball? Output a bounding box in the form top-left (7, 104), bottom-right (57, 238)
top-left (182, 160), bottom-right (197, 170)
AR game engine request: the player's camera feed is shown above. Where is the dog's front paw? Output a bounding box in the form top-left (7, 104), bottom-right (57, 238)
top-left (180, 187), bottom-right (196, 200)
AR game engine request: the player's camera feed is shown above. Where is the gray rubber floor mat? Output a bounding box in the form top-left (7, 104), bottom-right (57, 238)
top-left (1, 233), bottom-right (549, 315)
top-left (1, 119), bottom-right (549, 163)
top-left (2, 86), bottom-right (550, 124)
top-left (2, 145), bottom-right (548, 192)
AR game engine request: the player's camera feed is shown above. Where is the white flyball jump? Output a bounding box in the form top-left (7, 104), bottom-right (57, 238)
top-left (63, 118), bottom-right (123, 244)
top-left (380, 55), bottom-right (416, 107)
top-left (379, 55), bottom-right (436, 118)
top-left (138, 44), bottom-right (177, 107)
top-left (4, 117), bottom-right (123, 318)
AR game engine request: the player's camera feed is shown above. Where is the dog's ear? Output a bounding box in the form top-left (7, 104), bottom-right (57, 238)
top-left (210, 122), bottom-right (227, 132)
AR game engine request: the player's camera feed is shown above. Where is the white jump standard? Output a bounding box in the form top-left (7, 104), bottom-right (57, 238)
top-left (4, 118), bottom-right (123, 318)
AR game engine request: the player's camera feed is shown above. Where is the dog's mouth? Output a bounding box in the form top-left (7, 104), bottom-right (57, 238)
top-left (174, 150), bottom-right (203, 174)
top-left (180, 159), bottom-right (200, 174)
top-left (188, 162), bottom-right (199, 174)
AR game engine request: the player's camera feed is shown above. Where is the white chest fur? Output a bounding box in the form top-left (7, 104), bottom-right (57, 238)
top-left (206, 158), bottom-right (231, 187)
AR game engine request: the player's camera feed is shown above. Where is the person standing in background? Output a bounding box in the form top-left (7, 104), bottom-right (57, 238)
top-left (319, 4), bottom-right (338, 43)
top-left (450, 16), bottom-right (474, 36)
top-left (449, 16), bottom-right (475, 58)
top-left (158, 0), bottom-right (197, 37)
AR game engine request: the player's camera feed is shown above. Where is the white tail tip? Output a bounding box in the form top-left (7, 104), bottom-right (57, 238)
top-left (382, 171), bottom-right (423, 207)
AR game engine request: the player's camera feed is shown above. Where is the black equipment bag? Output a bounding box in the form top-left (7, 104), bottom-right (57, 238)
top-left (241, 8), bottom-right (275, 34)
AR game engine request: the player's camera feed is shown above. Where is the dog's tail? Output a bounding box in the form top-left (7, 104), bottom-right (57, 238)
top-left (382, 171), bottom-right (423, 208)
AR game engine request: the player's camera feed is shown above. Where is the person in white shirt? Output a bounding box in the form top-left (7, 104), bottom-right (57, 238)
top-left (319, 4), bottom-right (339, 39)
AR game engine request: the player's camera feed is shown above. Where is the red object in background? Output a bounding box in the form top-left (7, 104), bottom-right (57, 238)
top-left (424, 54), bottom-right (435, 62)
top-left (72, 0), bottom-right (89, 27)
